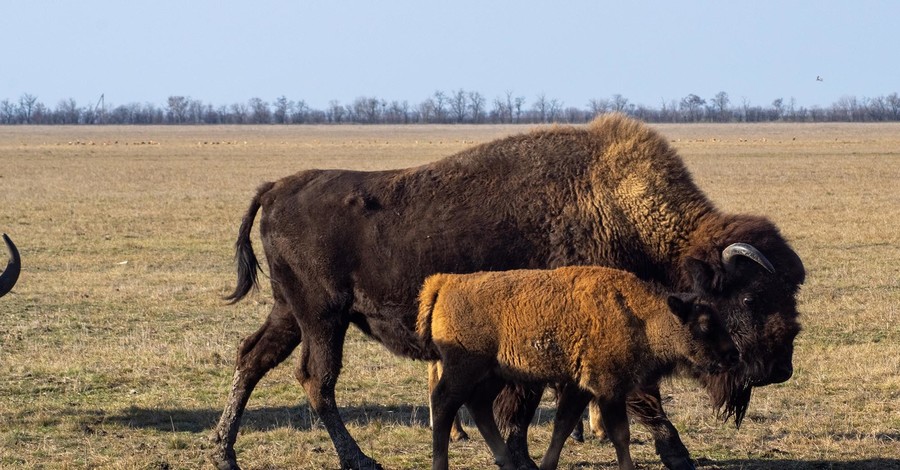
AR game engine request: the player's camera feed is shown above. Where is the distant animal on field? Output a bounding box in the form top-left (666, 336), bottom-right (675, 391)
top-left (0, 234), bottom-right (20, 298)
top-left (418, 266), bottom-right (740, 470)
top-left (210, 114), bottom-right (804, 470)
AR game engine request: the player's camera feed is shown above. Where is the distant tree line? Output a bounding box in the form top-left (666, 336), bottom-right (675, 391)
top-left (3, 90), bottom-right (900, 125)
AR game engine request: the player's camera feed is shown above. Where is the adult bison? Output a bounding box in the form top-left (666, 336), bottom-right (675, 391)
top-left (210, 114), bottom-right (804, 470)
top-left (0, 234), bottom-right (20, 298)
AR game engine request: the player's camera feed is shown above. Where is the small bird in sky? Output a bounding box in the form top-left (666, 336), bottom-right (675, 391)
top-left (816, 76), bottom-right (824, 82)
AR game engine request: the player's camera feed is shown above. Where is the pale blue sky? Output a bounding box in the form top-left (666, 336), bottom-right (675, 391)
top-left (2, 1), bottom-right (898, 110)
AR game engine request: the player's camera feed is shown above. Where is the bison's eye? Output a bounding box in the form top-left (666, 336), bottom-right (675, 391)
top-left (741, 295), bottom-right (755, 308)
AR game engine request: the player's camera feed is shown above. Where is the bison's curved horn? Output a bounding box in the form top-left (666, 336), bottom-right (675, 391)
top-left (0, 234), bottom-right (21, 298)
top-left (722, 243), bottom-right (775, 274)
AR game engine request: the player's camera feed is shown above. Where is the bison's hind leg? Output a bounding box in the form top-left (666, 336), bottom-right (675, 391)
top-left (210, 300), bottom-right (302, 470)
top-left (291, 292), bottom-right (383, 469)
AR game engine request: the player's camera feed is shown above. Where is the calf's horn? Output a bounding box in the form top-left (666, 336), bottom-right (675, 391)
top-left (722, 242), bottom-right (775, 274)
top-left (0, 234), bottom-right (21, 297)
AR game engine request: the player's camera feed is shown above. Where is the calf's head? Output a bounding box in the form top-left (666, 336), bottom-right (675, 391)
top-left (667, 293), bottom-right (740, 375)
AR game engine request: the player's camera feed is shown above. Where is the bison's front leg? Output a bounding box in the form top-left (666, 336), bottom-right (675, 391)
top-left (210, 301), bottom-right (302, 470)
top-left (626, 385), bottom-right (696, 470)
top-left (295, 320), bottom-right (382, 470)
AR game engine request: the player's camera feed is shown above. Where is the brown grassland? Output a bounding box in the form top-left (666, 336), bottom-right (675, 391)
top-left (0, 122), bottom-right (898, 469)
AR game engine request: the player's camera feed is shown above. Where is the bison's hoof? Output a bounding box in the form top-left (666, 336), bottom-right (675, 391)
top-left (569, 427), bottom-right (585, 443)
top-left (207, 433), bottom-right (240, 470)
top-left (662, 456), bottom-right (696, 470)
top-left (339, 455), bottom-right (383, 470)
top-left (208, 450), bottom-right (240, 470)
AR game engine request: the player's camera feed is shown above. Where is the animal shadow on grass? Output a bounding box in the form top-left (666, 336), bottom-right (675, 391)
top-left (99, 403), bottom-right (561, 434)
top-left (686, 458), bottom-right (900, 470)
top-left (89, 408), bottom-right (900, 470)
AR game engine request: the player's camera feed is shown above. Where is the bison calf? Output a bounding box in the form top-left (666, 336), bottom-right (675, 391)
top-left (417, 266), bottom-right (739, 470)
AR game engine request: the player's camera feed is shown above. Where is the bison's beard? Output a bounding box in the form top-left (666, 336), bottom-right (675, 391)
top-left (702, 368), bottom-right (753, 427)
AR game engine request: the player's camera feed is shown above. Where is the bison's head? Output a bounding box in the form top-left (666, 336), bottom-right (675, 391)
top-left (0, 234), bottom-right (21, 298)
top-left (682, 229), bottom-right (805, 426)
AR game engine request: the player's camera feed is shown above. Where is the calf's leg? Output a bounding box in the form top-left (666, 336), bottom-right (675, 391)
top-left (599, 398), bottom-right (635, 470)
top-left (428, 361), bottom-right (470, 442)
top-left (466, 377), bottom-right (516, 470)
top-left (210, 301), bottom-right (301, 470)
top-left (539, 384), bottom-right (592, 470)
top-left (430, 373), bottom-right (470, 470)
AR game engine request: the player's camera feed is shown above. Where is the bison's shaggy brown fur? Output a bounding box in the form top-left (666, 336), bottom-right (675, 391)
top-left (212, 114), bottom-right (804, 470)
top-left (418, 266), bottom-right (739, 470)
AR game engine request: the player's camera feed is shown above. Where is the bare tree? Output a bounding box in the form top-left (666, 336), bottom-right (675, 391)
top-left (352, 96), bottom-right (382, 123)
top-left (548, 98), bottom-right (563, 122)
top-left (166, 96), bottom-right (189, 123)
top-left (711, 91), bottom-right (730, 122)
top-left (565, 106), bottom-right (587, 123)
top-left (291, 100), bottom-right (309, 124)
top-left (58, 98), bottom-right (80, 124)
top-left (588, 98), bottom-right (610, 119)
top-left (680, 94), bottom-right (706, 122)
top-left (450, 89), bottom-right (468, 123)
top-left (533, 93), bottom-right (549, 123)
top-left (327, 100), bottom-right (345, 123)
top-left (611, 94), bottom-right (629, 113)
top-left (248, 97), bottom-right (271, 124)
top-left (513, 95), bottom-right (526, 123)
top-left (418, 98), bottom-right (436, 123)
top-left (385, 100), bottom-right (409, 124)
top-left (0, 99), bottom-right (14, 124)
top-left (10, 87), bottom-right (900, 126)
top-left (740, 97), bottom-right (752, 122)
top-left (468, 91), bottom-right (485, 123)
top-left (887, 92), bottom-right (900, 120)
top-left (504, 91), bottom-right (515, 123)
top-left (19, 93), bottom-right (38, 124)
top-left (490, 96), bottom-right (509, 123)
top-left (273, 96), bottom-right (292, 124)
top-left (202, 104), bottom-right (221, 124)
top-left (187, 99), bottom-right (205, 124)
top-left (230, 102), bottom-right (248, 124)
top-left (432, 90), bottom-right (447, 123)
top-left (771, 98), bottom-right (784, 121)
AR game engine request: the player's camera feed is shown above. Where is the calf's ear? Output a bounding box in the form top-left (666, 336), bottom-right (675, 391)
top-left (667, 294), bottom-right (695, 323)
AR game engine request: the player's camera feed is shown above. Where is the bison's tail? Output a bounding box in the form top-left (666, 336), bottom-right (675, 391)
top-left (416, 274), bottom-right (449, 346)
top-left (225, 182), bottom-right (275, 304)
top-left (0, 234), bottom-right (21, 298)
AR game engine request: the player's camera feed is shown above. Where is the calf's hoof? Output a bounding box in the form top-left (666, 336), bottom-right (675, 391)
top-left (451, 430), bottom-right (470, 442)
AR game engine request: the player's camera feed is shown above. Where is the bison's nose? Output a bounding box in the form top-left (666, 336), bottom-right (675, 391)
top-left (768, 363), bottom-right (793, 383)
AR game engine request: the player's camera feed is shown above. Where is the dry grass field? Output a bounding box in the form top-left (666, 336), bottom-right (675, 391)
top-left (0, 121), bottom-right (897, 469)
